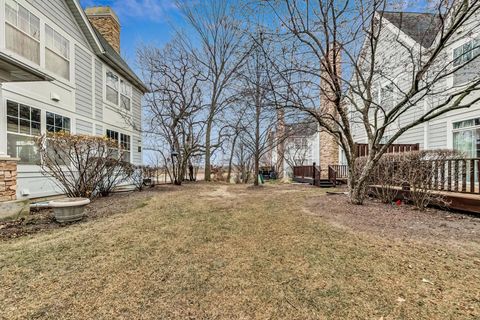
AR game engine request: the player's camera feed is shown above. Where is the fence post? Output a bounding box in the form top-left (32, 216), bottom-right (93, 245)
top-left (312, 162), bottom-right (316, 186)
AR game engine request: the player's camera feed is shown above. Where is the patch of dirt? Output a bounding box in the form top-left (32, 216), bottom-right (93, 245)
top-left (201, 185), bottom-right (236, 199)
top-left (305, 193), bottom-right (480, 249)
top-left (0, 185), bottom-right (174, 241)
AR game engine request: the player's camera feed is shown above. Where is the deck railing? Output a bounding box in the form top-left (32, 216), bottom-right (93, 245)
top-left (422, 158), bottom-right (480, 194)
top-left (355, 143), bottom-right (420, 157)
top-left (328, 165), bottom-right (349, 186)
top-left (293, 163), bottom-right (321, 182)
top-left (293, 157), bottom-right (480, 194)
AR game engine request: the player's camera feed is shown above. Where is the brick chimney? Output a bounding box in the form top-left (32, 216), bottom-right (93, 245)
top-left (319, 45), bottom-right (341, 177)
top-left (85, 6), bottom-right (121, 54)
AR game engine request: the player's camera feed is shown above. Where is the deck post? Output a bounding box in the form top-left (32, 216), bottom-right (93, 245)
top-left (312, 162), bottom-right (316, 186)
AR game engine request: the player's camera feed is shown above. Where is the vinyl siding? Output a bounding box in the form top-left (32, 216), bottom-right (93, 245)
top-left (94, 59), bottom-right (103, 121)
top-left (76, 118), bottom-right (93, 135)
top-left (132, 88), bottom-right (142, 130)
top-left (428, 122), bottom-right (448, 149)
top-left (95, 124), bottom-right (104, 136)
top-left (132, 88), bottom-right (142, 164)
top-left (132, 135), bottom-right (142, 164)
top-left (26, 0), bottom-right (89, 48)
top-left (75, 45), bottom-right (93, 118)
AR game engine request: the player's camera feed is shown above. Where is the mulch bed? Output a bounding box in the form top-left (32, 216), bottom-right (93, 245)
top-left (306, 193), bottom-right (480, 248)
top-left (0, 185), bottom-right (174, 241)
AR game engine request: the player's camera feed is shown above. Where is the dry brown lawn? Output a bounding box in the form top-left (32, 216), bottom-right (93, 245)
top-left (0, 183), bottom-right (479, 319)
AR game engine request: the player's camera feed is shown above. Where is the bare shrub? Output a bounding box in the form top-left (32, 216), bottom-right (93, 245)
top-left (97, 159), bottom-right (134, 197)
top-left (357, 150), bottom-right (462, 210)
top-left (36, 133), bottom-right (130, 199)
top-left (398, 150), bottom-right (460, 210)
top-left (358, 154), bottom-right (400, 204)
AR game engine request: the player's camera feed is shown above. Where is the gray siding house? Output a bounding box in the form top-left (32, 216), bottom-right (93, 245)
top-left (349, 10), bottom-right (480, 159)
top-left (0, 0), bottom-right (147, 199)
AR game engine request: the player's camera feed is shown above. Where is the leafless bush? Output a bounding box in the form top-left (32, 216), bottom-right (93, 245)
top-left (357, 154), bottom-right (400, 204)
top-left (36, 133), bottom-right (130, 199)
top-left (398, 150), bottom-right (460, 210)
top-left (97, 159), bottom-right (134, 197)
top-left (357, 150), bottom-right (462, 210)
top-left (131, 166), bottom-right (157, 191)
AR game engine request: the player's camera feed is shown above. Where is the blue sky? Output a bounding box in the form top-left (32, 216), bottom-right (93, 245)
top-left (79, 0), bottom-right (184, 70)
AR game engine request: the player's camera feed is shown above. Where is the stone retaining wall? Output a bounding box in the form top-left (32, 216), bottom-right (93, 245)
top-left (0, 157), bottom-right (19, 202)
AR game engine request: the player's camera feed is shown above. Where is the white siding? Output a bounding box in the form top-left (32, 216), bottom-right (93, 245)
top-left (26, 0), bottom-right (90, 48)
top-left (74, 45), bottom-right (93, 118)
top-left (94, 59), bottom-right (103, 120)
top-left (76, 118), bottom-right (93, 135)
top-left (428, 122), bottom-right (448, 149)
top-left (95, 124), bottom-right (104, 136)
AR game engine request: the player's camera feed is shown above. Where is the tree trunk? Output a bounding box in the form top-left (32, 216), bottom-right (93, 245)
top-left (254, 87), bottom-right (261, 187)
top-left (226, 134), bottom-right (238, 183)
top-left (347, 153), bottom-right (378, 205)
top-left (204, 119), bottom-right (213, 182)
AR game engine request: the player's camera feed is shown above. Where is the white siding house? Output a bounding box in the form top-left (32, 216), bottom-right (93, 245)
top-left (349, 10), bottom-right (480, 157)
top-left (0, 0), bottom-right (147, 199)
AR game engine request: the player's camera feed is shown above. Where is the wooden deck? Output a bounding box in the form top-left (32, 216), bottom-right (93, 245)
top-left (369, 185), bottom-right (480, 214)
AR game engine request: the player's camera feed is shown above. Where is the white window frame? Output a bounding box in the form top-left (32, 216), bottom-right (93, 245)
top-left (106, 129), bottom-right (132, 162)
top-left (4, 0), bottom-right (41, 65)
top-left (46, 111), bottom-right (71, 134)
top-left (453, 38), bottom-right (480, 67)
top-left (104, 68), bottom-right (133, 112)
top-left (45, 24), bottom-right (70, 80)
top-left (6, 99), bottom-right (42, 165)
top-left (120, 79), bottom-right (132, 111)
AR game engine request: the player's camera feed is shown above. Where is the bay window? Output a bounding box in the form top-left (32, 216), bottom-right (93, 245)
top-left (6, 100), bottom-right (41, 164)
top-left (106, 71), bottom-right (119, 105)
top-left (45, 25), bottom-right (70, 80)
top-left (5, 0), bottom-right (40, 64)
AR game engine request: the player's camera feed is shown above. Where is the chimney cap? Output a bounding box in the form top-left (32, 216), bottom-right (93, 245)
top-left (85, 6), bottom-right (120, 26)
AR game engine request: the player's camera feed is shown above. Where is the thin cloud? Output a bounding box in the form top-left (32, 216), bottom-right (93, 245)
top-left (113, 0), bottom-right (177, 22)
top-left (80, 0), bottom-right (178, 22)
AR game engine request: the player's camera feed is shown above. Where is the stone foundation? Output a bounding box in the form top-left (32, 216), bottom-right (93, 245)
top-left (0, 157), bottom-right (19, 202)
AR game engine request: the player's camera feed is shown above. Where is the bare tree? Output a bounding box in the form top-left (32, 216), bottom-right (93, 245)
top-left (236, 32), bottom-right (293, 186)
top-left (139, 40), bottom-right (204, 185)
top-left (251, 0), bottom-right (480, 203)
top-left (177, 0), bottom-right (251, 181)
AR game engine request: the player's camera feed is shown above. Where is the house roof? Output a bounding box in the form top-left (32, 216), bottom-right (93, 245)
top-left (286, 121), bottom-right (318, 137)
top-left (382, 11), bottom-right (442, 48)
top-left (65, 0), bottom-right (148, 93)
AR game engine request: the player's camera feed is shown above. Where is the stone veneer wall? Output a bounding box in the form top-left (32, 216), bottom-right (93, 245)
top-left (0, 157), bottom-right (18, 202)
top-left (319, 46), bottom-right (341, 178)
top-left (85, 7), bottom-right (121, 54)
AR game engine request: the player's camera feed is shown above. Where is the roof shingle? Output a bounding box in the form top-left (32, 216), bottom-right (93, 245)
top-left (382, 12), bottom-right (442, 48)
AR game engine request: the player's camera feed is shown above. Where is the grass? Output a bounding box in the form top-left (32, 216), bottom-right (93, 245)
top-left (0, 183), bottom-right (478, 319)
